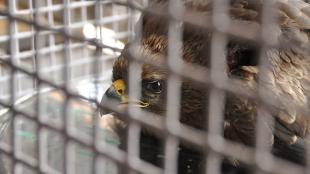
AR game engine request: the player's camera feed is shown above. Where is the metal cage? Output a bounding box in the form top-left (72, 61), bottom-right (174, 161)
top-left (0, 0), bottom-right (309, 174)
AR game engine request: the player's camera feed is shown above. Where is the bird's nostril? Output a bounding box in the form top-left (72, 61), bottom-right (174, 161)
top-left (118, 89), bottom-right (123, 94)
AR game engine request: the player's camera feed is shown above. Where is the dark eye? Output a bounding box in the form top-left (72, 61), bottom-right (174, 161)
top-left (142, 80), bottom-right (163, 93)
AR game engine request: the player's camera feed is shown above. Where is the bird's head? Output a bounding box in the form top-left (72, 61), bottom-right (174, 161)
top-left (100, 44), bottom-right (169, 116)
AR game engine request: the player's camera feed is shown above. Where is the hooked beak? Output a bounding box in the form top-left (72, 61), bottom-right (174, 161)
top-left (100, 79), bottom-right (149, 116)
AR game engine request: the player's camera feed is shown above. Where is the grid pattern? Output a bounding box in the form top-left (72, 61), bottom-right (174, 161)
top-left (0, 0), bottom-right (309, 174)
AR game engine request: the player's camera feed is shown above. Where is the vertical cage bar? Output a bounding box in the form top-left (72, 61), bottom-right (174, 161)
top-left (127, 0), bottom-right (143, 172)
top-left (127, 0), bottom-right (136, 42)
top-left (33, 0), bottom-right (43, 173)
top-left (205, 0), bottom-right (229, 173)
top-left (255, 1), bottom-right (277, 174)
top-left (126, 1), bottom-right (137, 173)
top-left (80, 0), bottom-right (88, 61)
top-left (47, 0), bottom-right (58, 83)
top-left (112, 2), bottom-right (119, 56)
top-left (92, 0), bottom-right (102, 173)
top-left (127, 59), bottom-right (142, 173)
top-left (63, 0), bottom-right (72, 174)
top-left (164, 0), bottom-right (184, 173)
top-left (7, 0), bottom-right (18, 173)
top-left (206, 35), bottom-right (227, 174)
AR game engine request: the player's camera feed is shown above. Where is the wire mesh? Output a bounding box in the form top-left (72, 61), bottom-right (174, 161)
top-left (0, 0), bottom-right (309, 174)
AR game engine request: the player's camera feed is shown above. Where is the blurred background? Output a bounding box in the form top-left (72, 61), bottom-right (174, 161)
top-left (0, 0), bottom-right (134, 101)
top-left (0, 0), bottom-right (146, 173)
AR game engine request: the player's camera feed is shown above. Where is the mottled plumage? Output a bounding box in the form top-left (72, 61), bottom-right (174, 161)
top-left (100, 0), bottom-right (310, 173)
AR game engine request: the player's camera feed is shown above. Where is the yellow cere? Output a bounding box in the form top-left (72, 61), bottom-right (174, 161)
top-left (113, 79), bottom-right (126, 96)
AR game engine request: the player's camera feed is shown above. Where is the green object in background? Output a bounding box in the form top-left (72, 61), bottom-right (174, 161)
top-left (17, 130), bottom-right (36, 140)
top-left (73, 108), bottom-right (92, 116)
top-left (16, 129), bottom-right (120, 145)
top-left (102, 129), bottom-right (120, 146)
top-left (78, 149), bottom-right (93, 158)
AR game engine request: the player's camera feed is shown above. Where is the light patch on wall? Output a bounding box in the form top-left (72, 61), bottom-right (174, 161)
top-left (83, 23), bottom-right (124, 56)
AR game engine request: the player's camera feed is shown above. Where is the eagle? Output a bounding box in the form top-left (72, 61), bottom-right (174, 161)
top-left (100, 0), bottom-right (310, 173)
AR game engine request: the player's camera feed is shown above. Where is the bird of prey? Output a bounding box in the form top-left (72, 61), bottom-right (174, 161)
top-left (100, 0), bottom-right (310, 173)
